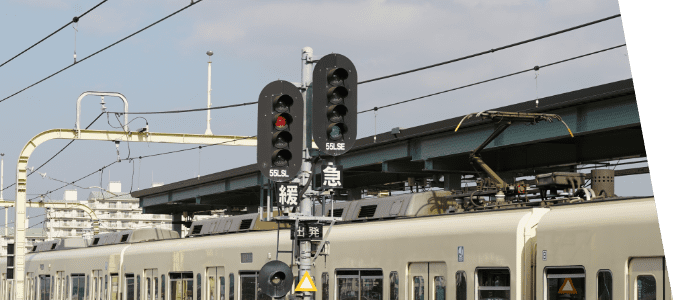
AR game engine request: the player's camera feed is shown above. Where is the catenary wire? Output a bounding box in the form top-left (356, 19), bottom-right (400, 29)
top-left (357, 14), bottom-right (622, 84)
top-left (0, 112), bottom-right (105, 194)
top-left (27, 160), bottom-right (119, 202)
top-left (0, 0), bottom-right (204, 104)
top-left (357, 44), bottom-right (626, 114)
top-left (107, 101), bottom-right (258, 115)
top-left (0, 0), bottom-right (108, 69)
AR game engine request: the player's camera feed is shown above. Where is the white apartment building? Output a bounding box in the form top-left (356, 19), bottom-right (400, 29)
top-left (45, 182), bottom-right (173, 240)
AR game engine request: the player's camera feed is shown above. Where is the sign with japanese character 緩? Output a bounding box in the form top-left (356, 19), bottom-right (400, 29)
top-left (291, 223), bottom-right (323, 241)
top-left (322, 162), bottom-right (343, 189)
top-left (276, 183), bottom-right (299, 208)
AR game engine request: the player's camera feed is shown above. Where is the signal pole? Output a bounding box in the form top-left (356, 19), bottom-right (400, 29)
top-left (298, 47), bottom-right (314, 300)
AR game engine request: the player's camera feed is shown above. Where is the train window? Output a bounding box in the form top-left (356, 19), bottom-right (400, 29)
top-left (105, 276), bottom-right (108, 300)
top-left (52, 276), bottom-right (55, 300)
top-left (209, 276), bottom-right (215, 300)
top-left (87, 276), bottom-right (90, 300)
top-left (336, 270), bottom-right (382, 300)
top-left (219, 277), bottom-right (225, 300)
top-left (228, 274), bottom-right (233, 300)
top-left (545, 267), bottom-right (585, 300)
top-left (169, 272), bottom-right (194, 300)
top-left (66, 277), bottom-right (69, 300)
top-left (137, 276), bottom-right (140, 300)
top-left (155, 278), bottom-right (159, 300)
top-left (322, 273), bottom-right (329, 300)
top-left (161, 275), bottom-right (165, 300)
top-left (126, 275), bottom-right (135, 300)
top-left (455, 271), bottom-right (466, 300)
top-left (413, 277), bottom-right (424, 300)
top-left (147, 278), bottom-right (151, 300)
top-left (95, 279), bottom-right (99, 300)
top-left (389, 272), bottom-right (398, 300)
top-left (597, 270), bottom-right (612, 300)
top-left (637, 276), bottom-right (656, 300)
top-left (476, 268), bottom-right (510, 300)
top-left (111, 275), bottom-right (119, 300)
top-left (197, 274), bottom-right (201, 300)
top-left (72, 275), bottom-right (86, 300)
top-left (434, 277), bottom-right (445, 300)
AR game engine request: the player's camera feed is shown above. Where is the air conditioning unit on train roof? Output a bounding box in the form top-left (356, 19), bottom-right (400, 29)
top-left (89, 228), bottom-right (179, 246)
top-left (31, 238), bottom-right (87, 253)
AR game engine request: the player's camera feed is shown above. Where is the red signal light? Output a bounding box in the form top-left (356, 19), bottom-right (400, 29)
top-left (275, 116), bottom-right (287, 128)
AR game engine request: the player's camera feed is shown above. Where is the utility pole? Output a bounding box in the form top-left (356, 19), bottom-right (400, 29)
top-left (205, 51), bottom-right (214, 135)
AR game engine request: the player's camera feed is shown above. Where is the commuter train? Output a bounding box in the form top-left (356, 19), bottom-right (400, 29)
top-left (0, 191), bottom-right (668, 300)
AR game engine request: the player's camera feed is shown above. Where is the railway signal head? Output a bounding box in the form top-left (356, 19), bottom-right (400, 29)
top-left (257, 80), bottom-right (304, 182)
top-left (313, 53), bottom-right (357, 156)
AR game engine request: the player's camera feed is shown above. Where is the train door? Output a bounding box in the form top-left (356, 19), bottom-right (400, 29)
top-left (27, 273), bottom-right (34, 300)
top-left (408, 263), bottom-right (447, 300)
top-left (40, 275), bottom-right (51, 300)
top-left (55, 272), bottom-right (65, 300)
top-left (206, 267), bottom-right (224, 300)
top-left (110, 275), bottom-right (119, 300)
top-left (93, 271), bottom-right (103, 300)
top-left (629, 257), bottom-right (669, 300)
top-left (144, 269), bottom-right (158, 300)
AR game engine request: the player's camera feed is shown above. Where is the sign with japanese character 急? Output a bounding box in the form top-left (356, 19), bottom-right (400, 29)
top-left (322, 162), bottom-right (343, 189)
top-left (276, 183), bottom-right (299, 208)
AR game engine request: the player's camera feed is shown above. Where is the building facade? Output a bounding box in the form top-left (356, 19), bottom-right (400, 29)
top-left (45, 182), bottom-right (174, 240)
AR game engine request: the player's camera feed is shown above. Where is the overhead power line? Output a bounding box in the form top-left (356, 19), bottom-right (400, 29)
top-left (0, 0), bottom-right (108, 69)
top-left (126, 135), bottom-right (257, 160)
top-left (357, 14), bottom-right (622, 84)
top-left (27, 160), bottom-right (118, 202)
top-left (357, 44), bottom-right (626, 114)
top-left (0, 0), bottom-right (204, 104)
top-left (107, 101), bottom-right (258, 115)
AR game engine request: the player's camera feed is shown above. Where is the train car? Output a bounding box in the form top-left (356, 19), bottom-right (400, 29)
top-left (0, 193), bottom-right (668, 300)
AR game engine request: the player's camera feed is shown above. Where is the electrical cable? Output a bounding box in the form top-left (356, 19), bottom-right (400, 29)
top-left (125, 135), bottom-right (257, 160)
top-left (357, 14), bottom-right (621, 84)
top-left (0, 0), bottom-right (204, 104)
top-left (357, 44), bottom-right (626, 114)
top-left (0, 112), bottom-right (105, 194)
top-left (28, 160), bottom-right (119, 202)
top-left (0, 0), bottom-right (108, 69)
top-left (107, 101), bottom-right (258, 115)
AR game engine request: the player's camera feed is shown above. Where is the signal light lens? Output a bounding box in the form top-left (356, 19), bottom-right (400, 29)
top-left (327, 86), bottom-right (348, 105)
top-left (273, 113), bottom-right (293, 130)
top-left (272, 149), bottom-right (292, 167)
top-left (273, 94), bottom-right (294, 113)
top-left (327, 123), bottom-right (347, 141)
top-left (327, 105), bottom-right (348, 123)
top-left (327, 68), bottom-right (348, 86)
top-left (272, 131), bottom-right (292, 149)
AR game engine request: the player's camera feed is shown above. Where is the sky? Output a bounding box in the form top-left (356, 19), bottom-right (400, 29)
top-left (0, 0), bottom-right (660, 229)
